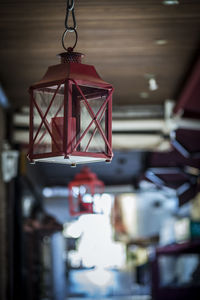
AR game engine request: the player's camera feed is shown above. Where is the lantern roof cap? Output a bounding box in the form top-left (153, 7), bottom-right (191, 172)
top-left (30, 56), bottom-right (113, 90)
top-left (69, 167), bottom-right (104, 186)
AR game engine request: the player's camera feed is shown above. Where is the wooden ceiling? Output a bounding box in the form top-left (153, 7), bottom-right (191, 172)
top-left (0, 0), bottom-right (200, 109)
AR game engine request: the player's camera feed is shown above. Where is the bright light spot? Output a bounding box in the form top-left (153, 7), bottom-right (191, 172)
top-left (0, 84), bottom-right (9, 108)
top-left (83, 194), bottom-right (93, 203)
top-left (72, 185), bottom-right (87, 197)
top-left (86, 268), bottom-right (114, 286)
top-left (163, 0), bottom-right (179, 5)
top-left (63, 221), bottom-right (83, 238)
top-left (43, 187), bottom-right (53, 197)
top-left (93, 193), bottom-right (113, 215)
top-left (119, 194), bottom-right (138, 238)
top-left (23, 195), bottom-right (34, 217)
top-left (80, 185), bottom-right (86, 195)
top-left (72, 186), bottom-right (80, 197)
top-left (43, 187), bottom-right (68, 197)
top-left (66, 193), bottom-right (125, 269)
top-left (155, 39), bottom-right (168, 45)
top-left (174, 218), bottom-right (190, 241)
top-left (164, 197), bottom-right (178, 211)
top-left (68, 250), bottom-right (82, 268)
top-left (149, 78), bottom-right (158, 91)
top-left (76, 214), bottom-right (126, 268)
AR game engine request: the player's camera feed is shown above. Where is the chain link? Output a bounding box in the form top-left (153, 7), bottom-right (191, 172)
top-left (65, 0), bottom-right (76, 31)
top-left (62, 0), bottom-right (78, 51)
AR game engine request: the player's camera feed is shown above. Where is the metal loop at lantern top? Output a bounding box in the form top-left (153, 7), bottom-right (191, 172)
top-left (62, 0), bottom-right (77, 51)
top-left (62, 28), bottom-right (78, 51)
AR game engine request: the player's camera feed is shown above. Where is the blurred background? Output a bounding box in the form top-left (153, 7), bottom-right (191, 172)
top-left (0, 0), bottom-right (200, 299)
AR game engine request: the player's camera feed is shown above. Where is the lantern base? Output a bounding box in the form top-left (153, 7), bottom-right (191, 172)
top-left (33, 155), bottom-right (107, 165)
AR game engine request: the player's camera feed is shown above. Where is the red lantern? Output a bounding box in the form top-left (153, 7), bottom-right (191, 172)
top-left (68, 167), bottom-right (104, 216)
top-left (27, 51), bottom-right (113, 166)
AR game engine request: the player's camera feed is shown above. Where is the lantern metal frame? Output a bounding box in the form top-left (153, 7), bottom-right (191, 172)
top-left (27, 53), bottom-right (114, 166)
top-left (68, 167), bottom-right (104, 216)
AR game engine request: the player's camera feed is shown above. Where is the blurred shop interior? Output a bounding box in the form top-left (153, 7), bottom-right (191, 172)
top-left (0, 0), bottom-right (200, 300)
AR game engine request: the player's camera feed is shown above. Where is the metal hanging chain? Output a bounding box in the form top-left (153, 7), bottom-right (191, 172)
top-left (65, 0), bottom-right (76, 31)
top-left (62, 0), bottom-right (78, 51)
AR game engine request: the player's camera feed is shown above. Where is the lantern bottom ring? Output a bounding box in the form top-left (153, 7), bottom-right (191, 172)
top-left (31, 155), bottom-right (109, 165)
top-left (70, 163), bottom-right (77, 168)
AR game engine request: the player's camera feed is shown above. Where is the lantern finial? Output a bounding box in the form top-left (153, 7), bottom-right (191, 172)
top-left (58, 51), bottom-right (84, 64)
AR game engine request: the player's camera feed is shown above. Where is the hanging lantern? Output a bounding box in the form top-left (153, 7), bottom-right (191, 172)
top-left (68, 167), bottom-right (104, 216)
top-left (27, 0), bottom-right (114, 166)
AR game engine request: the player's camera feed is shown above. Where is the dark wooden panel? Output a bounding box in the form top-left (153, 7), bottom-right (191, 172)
top-left (0, 0), bottom-right (200, 108)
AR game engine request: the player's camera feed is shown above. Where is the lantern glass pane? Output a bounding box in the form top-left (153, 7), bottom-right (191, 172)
top-left (72, 85), bottom-right (108, 153)
top-left (71, 184), bottom-right (93, 215)
top-left (32, 85), bottom-right (64, 156)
